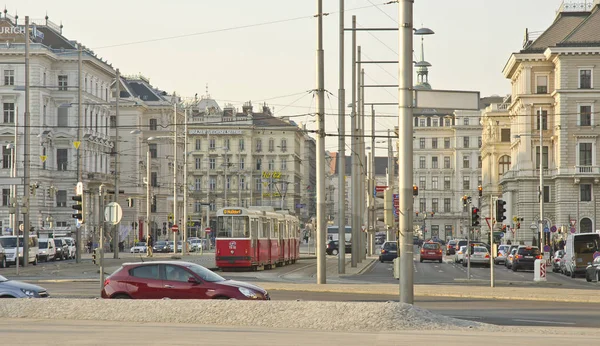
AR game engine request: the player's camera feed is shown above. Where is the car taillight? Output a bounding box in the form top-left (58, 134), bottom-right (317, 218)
top-left (437, 249), bottom-right (442, 254)
top-left (536, 255), bottom-right (543, 259)
top-left (485, 254), bottom-right (490, 258)
top-left (103, 278), bottom-right (110, 287)
top-left (555, 258), bottom-right (560, 262)
top-left (420, 249), bottom-right (424, 254)
top-left (381, 249), bottom-right (387, 254)
top-left (515, 255), bottom-right (522, 259)
top-left (497, 252), bottom-right (502, 257)
top-left (458, 251), bottom-right (462, 254)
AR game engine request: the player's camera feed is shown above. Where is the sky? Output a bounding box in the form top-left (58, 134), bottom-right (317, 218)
top-left (9, 0), bottom-right (566, 154)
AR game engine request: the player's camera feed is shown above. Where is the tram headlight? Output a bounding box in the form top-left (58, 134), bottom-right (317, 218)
top-left (238, 287), bottom-right (258, 299)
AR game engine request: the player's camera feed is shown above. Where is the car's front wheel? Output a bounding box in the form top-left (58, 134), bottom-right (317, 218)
top-left (332, 249), bottom-right (338, 255)
top-left (0, 256), bottom-right (6, 268)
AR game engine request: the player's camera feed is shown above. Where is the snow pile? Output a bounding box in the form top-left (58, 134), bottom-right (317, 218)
top-left (0, 299), bottom-right (482, 332)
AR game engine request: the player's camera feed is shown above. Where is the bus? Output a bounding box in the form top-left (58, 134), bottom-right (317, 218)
top-left (327, 226), bottom-right (352, 242)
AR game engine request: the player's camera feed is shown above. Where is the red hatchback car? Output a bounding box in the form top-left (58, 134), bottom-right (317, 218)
top-left (420, 242), bottom-right (443, 263)
top-left (101, 261), bottom-right (270, 300)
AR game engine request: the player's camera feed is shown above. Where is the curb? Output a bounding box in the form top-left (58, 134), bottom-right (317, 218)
top-left (453, 279), bottom-right (563, 287)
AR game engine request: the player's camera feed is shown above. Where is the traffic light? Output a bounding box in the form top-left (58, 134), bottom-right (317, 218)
top-left (471, 207), bottom-right (480, 227)
top-left (496, 199), bottom-right (507, 222)
top-left (478, 185), bottom-right (482, 197)
top-left (462, 195), bottom-right (468, 207)
top-left (92, 248), bottom-right (98, 265)
top-left (127, 197), bottom-right (134, 208)
top-left (152, 194), bottom-right (157, 206)
top-left (71, 195), bottom-right (85, 224)
top-left (413, 185), bottom-right (418, 196)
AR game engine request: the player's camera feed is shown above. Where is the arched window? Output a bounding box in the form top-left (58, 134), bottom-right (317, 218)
top-left (498, 155), bottom-right (511, 176)
top-left (580, 218), bottom-right (593, 233)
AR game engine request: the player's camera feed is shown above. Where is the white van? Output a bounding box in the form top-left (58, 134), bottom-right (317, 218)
top-left (565, 232), bottom-right (600, 277)
top-left (0, 235), bottom-right (39, 266)
top-left (38, 238), bottom-right (57, 262)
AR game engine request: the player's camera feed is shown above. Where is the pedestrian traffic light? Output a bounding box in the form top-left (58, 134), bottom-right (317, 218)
top-left (127, 197), bottom-right (134, 208)
top-left (496, 199), bottom-right (507, 222)
top-left (92, 248), bottom-right (98, 265)
top-left (471, 207), bottom-right (480, 227)
top-left (478, 185), bottom-right (482, 197)
top-left (413, 185), bottom-right (418, 196)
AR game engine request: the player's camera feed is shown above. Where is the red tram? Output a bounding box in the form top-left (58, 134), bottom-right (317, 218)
top-left (215, 207), bottom-right (300, 271)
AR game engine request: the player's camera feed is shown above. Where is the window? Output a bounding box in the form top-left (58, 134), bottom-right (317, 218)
top-left (149, 144), bottom-right (157, 159)
top-left (256, 158), bottom-right (262, 170)
top-left (256, 139), bottom-right (262, 152)
top-left (431, 177), bottom-right (438, 190)
top-left (463, 137), bottom-right (469, 148)
top-left (579, 105), bottom-right (592, 127)
top-left (419, 156), bottom-right (426, 169)
top-left (432, 119), bottom-right (439, 127)
top-left (498, 155), bottom-right (511, 176)
top-left (195, 139), bottom-right (201, 151)
top-left (431, 198), bottom-right (438, 213)
top-left (444, 176), bottom-right (451, 190)
top-left (419, 138), bottom-right (425, 149)
top-left (209, 177), bottom-right (216, 191)
top-left (240, 177), bottom-right (246, 190)
top-left (444, 118), bottom-right (451, 127)
top-left (419, 119), bottom-right (425, 127)
top-left (478, 156), bottom-right (482, 169)
top-left (195, 158), bottom-right (202, 170)
top-left (463, 118), bottom-right (469, 126)
top-left (419, 176), bottom-right (426, 190)
top-left (501, 129), bottom-right (511, 142)
top-left (2, 188), bottom-right (10, 206)
top-left (224, 138), bottom-right (230, 151)
top-left (579, 69), bottom-right (592, 89)
top-left (109, 116), bottom-right (116, 128)
top-left (226, 177), bottom-right (231, 190)
top-left (209, 139), bottom-right (216, 150)
top-left (419, 198), bottom-right (426, 213)
top-left (580, 184), bottom-right (592, 202)
top-left (3, 103), bottom-right (15, 123)
top-left (3, 69), bottom-right (14, 86)
top-left (194, 201), bottom-right (202, 213)
top-left (478, 136), bottom-right (482, 148)
top-left (536, 110), bottom-right (548, 130)
top-left (444, 156), bottom-right (450, 169)
top-left (578, 143), bottom-right (593, 166)
top-left (431, 156), bottom-right (438, 169)
top-left (478, 176), bottom-right (482, 188)
top-left (268, 138), bottom-right (275, 152)
top-left (195, 178), bottom-right (202, 191)
top-left (463, 156), bottom-right (470, 169)
top-left (432, 138), bottom-right (438, 149)
top-left (151, 172), bottom-right (158, 187)
top-left (239, 139), bottom-right (245, 151)
top-left (58, 75), bottom-right (68, 91)
top-left (444, 138), bottom-right (450, 149)
top-left (255, 177), bottom-right (262, 192)
top-left (56, 190), bottom-right (67, 207)
top-left (57, 149), bottom-right (68, 171)
top-left (463, 176), bottom-right (470, 190)
top-left (209, 158), bottom-right (216, 170)
top-left (536, 75), bottom-right (548, 94)
top-left (240, 157), bottom-right (245, 170)
top-left (281, 158), bottom-right (287, 170)
top-left (535, 146), bottom-right (549, 169)
top-left (280, 139), bottom-right (287, 152)
top-left (268, 159), bottom-right (275, 171)
top-left (149, 119), bottom-right (158, 131)
top-left (130, 265), bottom-right (159, 280)
top-left (444, 198), bottom-right (451, 212)
top-left (543, 186), bottom-right (550, 203)
top-left (2, 146), bottom-right (11, 169)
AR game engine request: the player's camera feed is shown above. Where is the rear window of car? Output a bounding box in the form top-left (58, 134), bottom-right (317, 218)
top-left (448, 240), bottom-right (457, 246)
top-left (518, 247), bottom-right (540, 256)
top-left (129, 264), bottom-right (159, 279)
top-left (457, 240), bottom-right (467, 247)
top-left (383, 242), bottom-right (397, 250)
top-left (423, 243), bottom-right (440, 250)
top-left (474, 247), bottom-right (488, 253)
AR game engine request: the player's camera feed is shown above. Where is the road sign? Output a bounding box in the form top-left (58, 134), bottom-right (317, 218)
top-left (570, 227), bottom-right (576, 234)
top-left (172, 224), bottom-right (179, 232)
top-left (392, 194), bottom-right (399, 220)
top-left (530, 223), bottom-right (537, 230)
top-left (76, 182), bottom-right (83, 196)
top-left (205, 227), bottom-right (212, 233)
top-left (296, 203), bottom-right (306, 208)
top-left (593, 251), bottom-right (600, 260)
top-left (376, 186), bottom-right (388, 193)
top-left (543, 245), bottom-right (551, 253)
top-left (543, 227), bottom-right (550, 233)
top-left (550, 225), bottom-right (557, 233)
top-left (570, 219), bottom-right (576, 227)
top-left (414, 89), bottom-right (480, 110)
top-left (104, 202), bottom-right (123, 226)
top-left (499, 232), bottom-right (504, 238)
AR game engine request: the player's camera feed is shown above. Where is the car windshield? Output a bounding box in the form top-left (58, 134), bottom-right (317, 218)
top-left (423, 243), bottom-right (439, 250)
top-left (156, 241), bottom-right (167, 246)
top-left (0, 275), bottom-right (7, 282)
top-left (135, 242), bottom-right (146, 247)
top-left (384, 243), bottom-right (397, 250)
top-left (39, 241), bottom-right (48, 249)
top-left (0, 237), bottom-right (22, 248)
top-left (186, 263), bottom-right (225, 282)
top-left (448, 240), bottom-right (457, 245)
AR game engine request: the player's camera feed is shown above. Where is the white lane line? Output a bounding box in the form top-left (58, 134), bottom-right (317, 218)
top-left (512, 319), bottom-right (576, 325)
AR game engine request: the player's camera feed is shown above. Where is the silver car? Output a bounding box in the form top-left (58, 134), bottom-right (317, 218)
top-left (463, 246), bottom-right (491, 267)
top-left (0, 275), bottom-right (49, 298)
top-left (454, 245), bottom-right (467, 263)
top-left (494, 244), bottom-right (511, 264)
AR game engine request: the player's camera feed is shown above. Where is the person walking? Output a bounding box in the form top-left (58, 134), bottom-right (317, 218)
top-left (146, 234), bottom-right (154, 257)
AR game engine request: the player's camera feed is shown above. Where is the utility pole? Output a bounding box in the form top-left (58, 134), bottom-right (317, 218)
top-left (146, 151), bottom-right (151, 242)
top-left (316, 0), bottom-right (327, 284)
top-left (337, 0), bottom-right (346, 274)
top-left (369, 105), bottom-right (376, 256)
top-left (356, 47), bottom-right (362, 264)
top-left (238, 152), bottom-right (242, 206)
top-left (386, 129), bottom-right (394, 242)
top-left (538, 106), bottom-right (544, 254)
top-left (173, 102), bottom-right (178, 254)
top-left (350, 15), bottom-right (358, 268)
top-left (76, 43), bottom-right (83, 263)
top-left (113, 68), bottom-right (120, 259)
top-left (23, 16), bottom-right (31, 266)
top-left (98, 185), bottom-right (105, 291)
top-left (183, 107), bottom-right (188, 255)
top-left (398, 1), bottom-right (415, 304)
top-left (360, 67), bottom-right (366, 261)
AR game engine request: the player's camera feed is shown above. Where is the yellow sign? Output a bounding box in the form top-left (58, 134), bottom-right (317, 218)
top-left (223, 209), bottom-right (242, 215)
top-left (40, 155), bottom-right (47, 162)
top-left (73, 141), bottom-right (81, 149)
top-left (262, 171), bottom-right (282, 179)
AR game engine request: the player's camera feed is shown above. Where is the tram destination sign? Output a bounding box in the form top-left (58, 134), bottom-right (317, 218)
top-left (188, 129), bottom-right (243, 135)
top-left (223, 209), bottom-right (242, 215)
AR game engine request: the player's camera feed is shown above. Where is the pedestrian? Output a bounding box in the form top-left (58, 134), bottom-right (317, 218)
top-left (87, 240), bottom-right (92, 253)
top-left (146, 234), bottom-right (154, 257)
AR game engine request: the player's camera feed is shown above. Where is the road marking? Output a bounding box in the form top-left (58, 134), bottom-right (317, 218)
top-left (512, 319), bottom-right (575, 325)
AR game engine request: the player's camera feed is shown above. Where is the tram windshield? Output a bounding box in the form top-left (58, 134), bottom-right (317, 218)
top-left (217, 216), bottom-right (250, 238)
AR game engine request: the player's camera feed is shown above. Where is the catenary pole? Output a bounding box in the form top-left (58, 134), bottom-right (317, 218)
top-left (316, 0), bottom-right (327, 284)
top-left (351, 16), bottom-right (358, 268)
top-left (76, 43), bottom-right (83, 263)
top-left (23, 16), bottom-right (31, 267)
top-left (337, 0), bottom-right (346, 274)
top-left (113, 68), bottom-right (120, 259)
top-left (398, 0), bottom-right (414, 304)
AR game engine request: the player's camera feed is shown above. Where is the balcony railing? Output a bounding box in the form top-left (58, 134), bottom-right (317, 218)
top-left (576, 165), bottom-right (600, 174)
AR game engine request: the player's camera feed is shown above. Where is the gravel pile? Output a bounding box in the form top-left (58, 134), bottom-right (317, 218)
top-left (0, 299), bottom-right (482, 332)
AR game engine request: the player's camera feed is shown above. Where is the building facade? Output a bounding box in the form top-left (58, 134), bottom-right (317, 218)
top-left (500, 2), bottom-right (600, 246)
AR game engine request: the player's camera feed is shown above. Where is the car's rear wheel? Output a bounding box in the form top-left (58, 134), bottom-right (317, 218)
top-left (512, 265), bottom-right (517, 272)
top-left (32, 256), bottom-right (38, 266)
top-left (0, 256), bottom-right (6, 268)
top-left (112, 294), bottom-right (131, 299)
top-left (586, 273), bottom-right (592, 282)
top-left (332, 249), bottom-right (338, 256)
top-left (438, 259), bottom-right (442, 263)
top-left (420, 258), bottom-right (423, 263)
top-left (570, 269), bottom-right (576, 278)
top-left (214, 296), bottom-right (230, 300)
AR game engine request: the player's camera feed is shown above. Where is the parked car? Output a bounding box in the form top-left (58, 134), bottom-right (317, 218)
top-left (505, 247), bottom-right (518, 269)
top-left (454, 245), bottom-right (467, 264)
top-left (463, 246), bottom-right (491, 267)
top-left (326, 240), bottom-right (351, 256)
top-left (101, 261), bottom-right (269, 300)
top-left (585, 256), bottom-right (600, 282)
top-left (0, 274), bottom-right (49, 298)
top-left (57, 237), bottom-right (76, 259)
top-left (494, 244), bottom-right (511, 265)
top-left (454, 239), bottom-right (468, 253)
top-left (52, 238), bottom-right (67, 261)
top-left (0, 243), bottom-right (7, 268)
top-left (420, 242), bottom-right (443, 263)
top-left (153, 241), bottom-right (171, 253)
top-left (552, 250), bottom-right (565, 273)
top-left (38, 238), bottom-right (57, 262)
top-left (565, 233), bottom-right (600, 278)
top-left (130, 242), bottom-right (147, 254)
top-left (512, 246), bottom-right (541, 272)
top-left (379, 241), bottom-right (398, 263)
top-left (189, 239), bottom-right (209, 252)
top-left (446, 240), bottom-right (458, 255)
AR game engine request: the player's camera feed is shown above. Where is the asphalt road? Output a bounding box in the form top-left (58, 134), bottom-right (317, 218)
top-left (29, 281), bottom-right (600, 328)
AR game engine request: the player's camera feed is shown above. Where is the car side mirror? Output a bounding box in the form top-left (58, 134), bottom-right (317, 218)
top-left (187, 277), bottom-right (199, 284)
